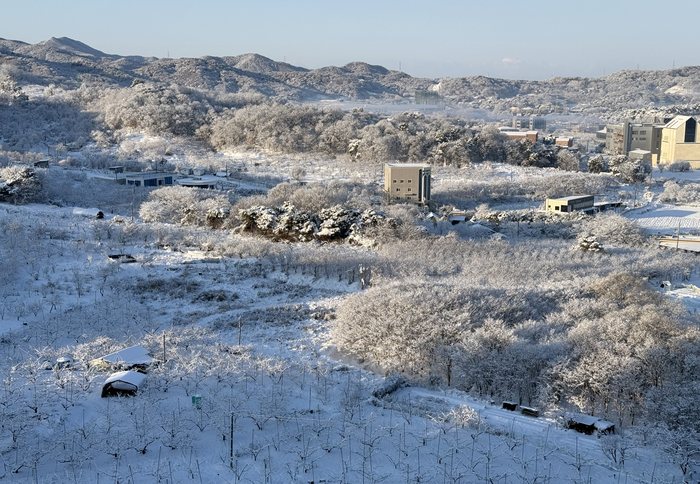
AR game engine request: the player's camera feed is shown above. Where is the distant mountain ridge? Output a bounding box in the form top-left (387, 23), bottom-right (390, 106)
top-left (1, 37), bottom-right (700, 117)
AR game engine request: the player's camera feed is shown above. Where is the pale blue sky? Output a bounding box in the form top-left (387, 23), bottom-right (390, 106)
top-left (2, 0), bottom-right (698, 80)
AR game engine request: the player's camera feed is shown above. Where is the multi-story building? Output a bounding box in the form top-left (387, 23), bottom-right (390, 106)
top-left (384, 163), bottom-right (431, 203)
top-left (659, 116), bottom-right (700, 168)
top-left (605, 122), bottom-right (629, 155)
top-left (605, 120), bottom-right (665, 161)
top-left (513, 116), bottom-right (546, 131)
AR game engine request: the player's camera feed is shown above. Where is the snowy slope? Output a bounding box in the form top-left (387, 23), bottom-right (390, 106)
top-left (0, 201), bottom-right (695, 484)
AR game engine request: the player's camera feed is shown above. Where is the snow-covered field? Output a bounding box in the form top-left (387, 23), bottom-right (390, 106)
top-left (0, 199), bottom-right (698, 484)
top-left (628, 205), bottom-right (700, 233)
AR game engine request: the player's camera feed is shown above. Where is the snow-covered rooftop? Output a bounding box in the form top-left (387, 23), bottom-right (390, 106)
top-left (664, 115), bottom-right (692, 129)
top-left (567, 413), bottom-right (598, 426)
top-left (386, 163), bottom-right (430, 168)
top-left (104, 370), bottom-right (146, 388)
top-left (548, 195), bottom-right (592, 201)
top-left (93, 345), bottom-right (156, 366)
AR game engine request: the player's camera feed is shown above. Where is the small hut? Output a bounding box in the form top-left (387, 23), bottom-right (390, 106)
top-left (566, 413), bottom-right (615, 435)
top-left (101, 371), bottom-right (146, 397)
top-left (91, 345), bottom-right (157, 371)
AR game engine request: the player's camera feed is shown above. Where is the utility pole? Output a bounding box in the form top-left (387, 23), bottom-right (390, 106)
top-left (230, 413), bottom-right (234, 468)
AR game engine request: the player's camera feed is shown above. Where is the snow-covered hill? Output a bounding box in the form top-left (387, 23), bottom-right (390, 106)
top-left (2, 36), bottom-right (700, 114)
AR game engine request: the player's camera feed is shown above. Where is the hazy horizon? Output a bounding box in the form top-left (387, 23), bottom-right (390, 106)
top-left (3, 0), bottom-right (699, 81)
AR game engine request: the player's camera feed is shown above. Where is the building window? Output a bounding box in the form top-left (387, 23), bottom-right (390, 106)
top-left (393, 180), bottom-right (397, 183)
top-left (685, 118), bottom-right (697, 143)
top-left (407, 188), bottom-right (412, 192)
top-left (408, 179), bottom-right (412, 183)
top-left (396, 188), bottom-right (400, 192)
top-left (400, 180), bottom-right (404, 183)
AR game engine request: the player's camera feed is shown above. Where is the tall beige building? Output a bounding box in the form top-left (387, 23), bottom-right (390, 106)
top-left (604, 120), bottom-right (664, 161)
top-left (384, 163), bottom-right (431, 203)
top-left (659, 116), bottom-right (700, 168)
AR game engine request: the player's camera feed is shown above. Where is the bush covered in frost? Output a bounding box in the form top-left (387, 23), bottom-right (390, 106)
top-left (658, 180), bottom-right (700, 204)
top-left (139, 186), bottom-right (232, 228)
top-left (0, 165), bottom-right (41, 204)
top-left (237, 202), bottom-right (394, 242)
top-left (667, 160), bottom-right (691, 172)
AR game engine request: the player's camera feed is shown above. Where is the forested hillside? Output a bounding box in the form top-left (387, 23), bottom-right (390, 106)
top-left (2, 36), bottom-right (700, 117)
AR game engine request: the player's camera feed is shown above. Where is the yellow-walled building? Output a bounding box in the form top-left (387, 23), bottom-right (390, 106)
top-left (659, 116), bottom-right (700, 168)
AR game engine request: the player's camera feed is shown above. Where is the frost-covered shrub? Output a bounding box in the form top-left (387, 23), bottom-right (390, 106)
top-left (133, 276), bottom-right (200, 299)
top-left (139, 186), bottom-right (231, 228)
top-left (471, 208), bottom-right (585, 240)
top-left (371, 374), bottom-right (407, 399)
top-left (658, 180), bottom-right (700, 204)
top-left (609, 155), bottom-right (650, 183)
top-left (192, 290), bottom-right (234, 302)
top-left (238, 202), bottom-right (391, 243)
top-left (557, 149), bottom-right (580, 172)
top-left (235, 304), bottom-right (312, 326)
top-left (0, 165), bottom-right (41, 204)
top-left (667, 160), bottom-right (691, 172)
top-left (573, 234), bottom-right (604, 252)
top-left (587, 154), bottom-right (606, 174)
top-left (576, 213), bottom-right (646, 246)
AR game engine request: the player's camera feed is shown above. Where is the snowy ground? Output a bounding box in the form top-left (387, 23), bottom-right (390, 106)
top-left (628, 205), bottom-right (700, 233)
top-left (1, 201), bottom-right (697, 484)
top-left (622, 167), bottom-right (700, 234)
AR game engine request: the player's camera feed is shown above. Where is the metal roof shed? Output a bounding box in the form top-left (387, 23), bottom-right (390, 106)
top-left (91, 345), bottom-right (157, 371)
top-left (101, 370), bottom-right (146, 397)
top-left (594, 419), bottom-right (615, 435)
